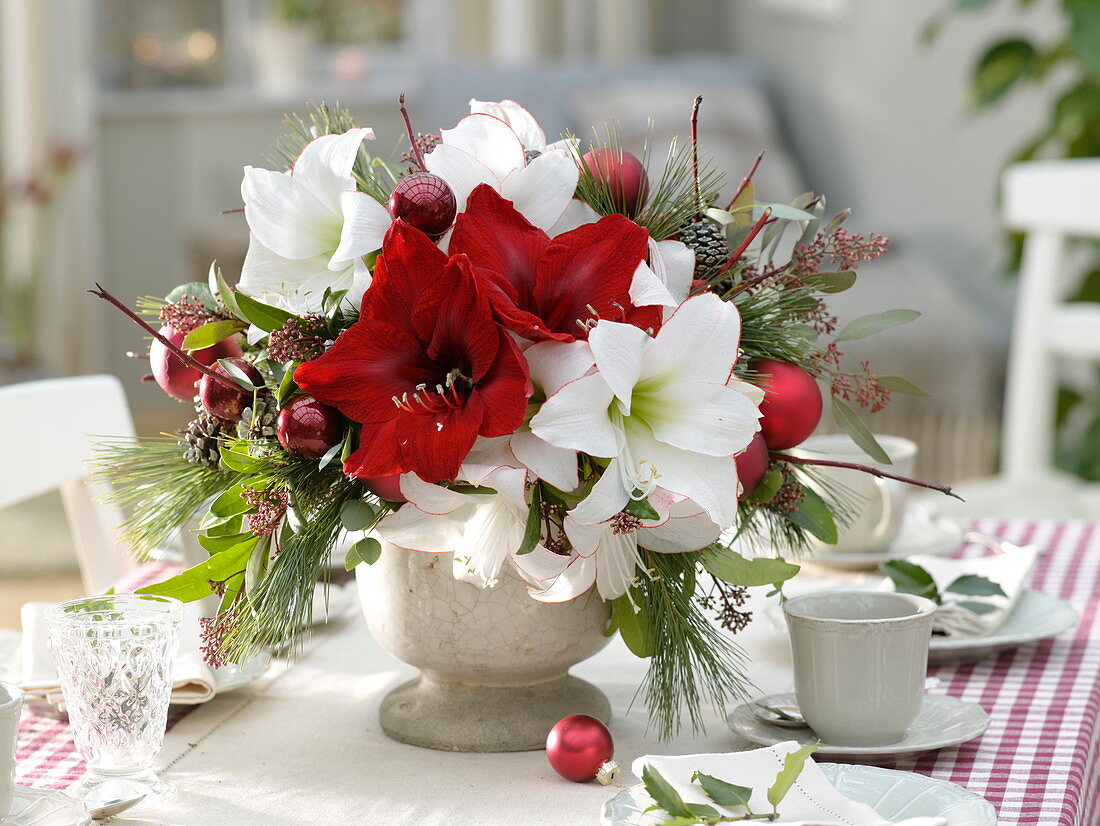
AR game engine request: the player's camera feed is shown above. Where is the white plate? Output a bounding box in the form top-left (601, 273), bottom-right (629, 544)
top-left (2, 786), bottom-right (90, 826)
top-left (728, 693), bottom-right (989, 761)
top-left (601, 764), bottom-right (995, 825)
top-left (928, 588), bottom-right (1078, 664)
top-left (804, 511), bottom-right (963, 570)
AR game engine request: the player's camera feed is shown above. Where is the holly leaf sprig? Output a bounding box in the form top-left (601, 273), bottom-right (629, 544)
top-left (882, 560), bottom-right (1007, 615)
top-left (640, 743), bottom-right (819, 824)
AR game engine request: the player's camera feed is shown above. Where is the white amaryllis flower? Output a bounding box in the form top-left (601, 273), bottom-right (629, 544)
top-left (468, 98), bottom-right (574, 156)
top-left (530, 496), bottom-right (721, 602)
top-left (239, 127), bottom-right (391, 314)
top-left (425, 113), bottom-right (578, 233)
top-left (375, 468), bottom-right (567, 590)
top-left (529, 293), bottom-right (763, 530)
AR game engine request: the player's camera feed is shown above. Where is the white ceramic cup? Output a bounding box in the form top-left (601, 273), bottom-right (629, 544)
top-left (788, 433), bottom-right (917, 554)
top-left (783, 590), bottom-right (936, 746)
top-left (0, 680), bottom-right (24, 816)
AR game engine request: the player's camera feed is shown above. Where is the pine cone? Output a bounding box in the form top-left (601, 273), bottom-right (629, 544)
top-left (237, 395), bottom-right (278, 441)
top-left (679, 219), bottom-right (730, 277)
top-left (182, 412), bottom-right (225, 470)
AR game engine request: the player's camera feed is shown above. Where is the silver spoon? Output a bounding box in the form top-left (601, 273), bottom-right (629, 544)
top-left (754, 678), bottom-right (942, 730)
top-left (87, 795), bottom-right (146, 821)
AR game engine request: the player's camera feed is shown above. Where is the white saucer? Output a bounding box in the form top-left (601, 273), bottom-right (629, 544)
top-left (929, 588), bottom-right (1078, 664)
top-left (2, 786), bottom-right (90, 826)
top-left (728, 693), bottom-right (990, 761)
top-left (805, 511), bottom-right (963, 570)
top-left (601, 763), bottom-right (995, 825)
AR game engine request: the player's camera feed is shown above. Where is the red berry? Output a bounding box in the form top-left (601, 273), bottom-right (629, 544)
top-left (277, 396), bottom-right (345, 460)
top-left (754, 360), bottom-right (823, 450)
top-left (361, 474), bottom-right (405, 503)
top-left (150, 326), bottom-right (241, 402)
top-left (582, 148), bottom-right (649, 216)
top-left (735, 433), bottom-right (769, 499)
top-left (386, 173), bottom-right (457, 236)
top-left (199, 358), bottom-right (263, 422)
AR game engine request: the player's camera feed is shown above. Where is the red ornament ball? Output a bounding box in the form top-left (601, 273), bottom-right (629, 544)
top-left (546, 714), bottom-right (616, 783)
top-left (754, 359), bottom-right (823, 450)
top-left (150, 325), bottom-right (241, 402)
top-left (361, 474), bottom-right (406, 503)
top-left (277, 396), bottom-right (345, 460)
top-left (582, 148), bottom-right (650, 217)
top-left (735, 432), bottom-right (769, 499)
top-left (386, 172), bottom-right (457, 237)
top-left (199, 358), bottom-right (263, 423)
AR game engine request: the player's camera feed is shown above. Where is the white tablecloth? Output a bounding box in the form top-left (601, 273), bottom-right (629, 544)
top-left (108, 590), bottom-right (796, 826)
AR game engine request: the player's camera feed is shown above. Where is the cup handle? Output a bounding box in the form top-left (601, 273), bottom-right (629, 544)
top-left (870, 476), bottom-right (894, 541)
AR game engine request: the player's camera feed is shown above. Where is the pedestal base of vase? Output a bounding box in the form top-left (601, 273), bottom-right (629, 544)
top-left (380, 673), bottom-right (611, 752)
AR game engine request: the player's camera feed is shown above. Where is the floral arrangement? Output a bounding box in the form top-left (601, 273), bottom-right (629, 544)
top-left (91, 96), bottom-right (951, 737)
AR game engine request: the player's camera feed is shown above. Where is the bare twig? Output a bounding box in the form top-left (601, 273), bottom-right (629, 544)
top-left (399, 93), bottom-right (425, 172)
top-left (690, 95), bottom-right (702, 220)
top-left (718, 207), bottom-right (772, 276)
top-left (770, 451), bottom-right (962, 500)
top-left (726, 150), bottom-right (765, 211)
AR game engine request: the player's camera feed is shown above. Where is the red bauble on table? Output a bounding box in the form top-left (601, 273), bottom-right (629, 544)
top-left (386, 172), bottom-right (457, 237)
top-left (150, 326), bottom-right (242, 402)
top-left (199, 358), bottom-right (263, 423)
top-left (546, 714), bottom-right (618, 784)
top-left (277, 396), bottom-right (345, 460)
top-left (581, 148), bottom-right (650, 217)
top-left (735, 432), bottom-right (769, 499)
top-left (753, 359), bottom-right (823, 450)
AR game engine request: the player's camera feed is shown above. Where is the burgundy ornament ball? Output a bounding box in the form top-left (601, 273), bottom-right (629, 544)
top-left (150, 325), bottom-right (241, 402)
top-left (361, 474), bottom-right (406, 503)
top-left (754, 359), bottom-right (823, 450)
top-left (277, 396), bottom-right (345, 460)
top-left (386, 172), bottom-right (457, 237)
top-left (581, 148), bottom-right (650, 217)
top-left (735, 432), bottom-right (769, 500)
top-left (199, 358), bottom-right (263, 423)
top-left (546, 714), bottom-right (618, 784)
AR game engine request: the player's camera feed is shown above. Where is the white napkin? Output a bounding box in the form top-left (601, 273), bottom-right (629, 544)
top-left (632, 744), bottom-right (946, 826)
top-left (20, 599), bottom-right (218, 707)
top-left (897, 543), bottom-right (1039, 638)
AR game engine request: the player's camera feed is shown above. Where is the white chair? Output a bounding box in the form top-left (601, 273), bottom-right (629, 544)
top-left (1002, 160), bottom-right (1100, 483)
top-left (0, 375), bottom-right (138, 593)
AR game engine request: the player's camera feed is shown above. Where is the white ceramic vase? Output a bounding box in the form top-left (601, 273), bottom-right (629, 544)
top-left (356, 542), bottom-right (613, 752)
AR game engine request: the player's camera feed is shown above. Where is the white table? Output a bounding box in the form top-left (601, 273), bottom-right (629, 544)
top-left (109, 591), bottom-right (796, 826)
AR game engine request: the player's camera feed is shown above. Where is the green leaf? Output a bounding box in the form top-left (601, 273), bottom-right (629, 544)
top-left (808, 271), bottom-right (856, 294)
top-left (340, 499), bottom-right (376, 532)
top-left (835, 309), bottom-right (920, 342)
top-left (204, 513), bottom-right (244, 537)
top-left (624, 495), bottom-right (660, 520)
top-left (516, 485), bottom-right (542, 556)
top-left (746, 468), bottom-right (784, 505)
top-left (234, 291), bottom-right (295, 333)
top-left (767, 742), bottom-right (819, 814)
top-left (209, 263), bottom-right (243, 319)
top-left (685, 803), bottom-right (720, 818)
top-left (691, 770), bottom-right (754, 808)
top-left (832, 396), bottom-right (892, 465)
top-left (277, 365), bottom-right (298, 405)
top-left (882, 559), bottom-right (940, 602)
top-left (752, 202), bottom-right (816, 221)
top-left (137, 537), bottom-right (257, 602)
top-left (946, 573), bottom-right (1007, 598)
top-left (970, 39), bottom-right (1038, 109)
top-left (244, 535), bottom-right (269, 595)
top-left (182, 320), bottom-right (246, 351)
top-left (322, 287), bottom-right (349, 317)
top-left (166, 281), bottom-right (216, 310)
top-left (613, 595), bottom-right (654, 658)
top-left (641, 765), bottom-right (693, 818)
top-left (344, 536), bottom-right (382, 570)
top-left (318, 434), bottom-right (346, 471)
top-left (784, 486), bottom-right (839, 544)
top-left (1067, 0), bottom-right (1100, 78)
top-left (197, 531), bottom-right (255, 554)
top-left (219, 445), bottom-right (268, 473)
top-left (956, 599), bottom-right (1000, 615)
top-left (701, 547), bottom-right (800, 589)
top-left (876, 375), bottom-right (931, 396)
top-left (209, 484), bottom-right (254, 519)
top-left (217, 358), bottom-right (262, 391)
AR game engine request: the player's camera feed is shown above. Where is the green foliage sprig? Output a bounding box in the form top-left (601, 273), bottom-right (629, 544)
top-left (882, 559), bottom-right (1007, 616)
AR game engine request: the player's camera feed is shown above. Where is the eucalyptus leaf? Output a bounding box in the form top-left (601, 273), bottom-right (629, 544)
top-left (318, 435), bottom-right (344, 471)
top-left (166, 281), bottom-right (216, 310)
top-left (613, 595), bottom-right (655, 658)
top-left (234, 291), bottom-right (295, 332)
top-left (182, 320), bottom-right (246, 351)
top-left (516, 485), bottom-right (542, 556)
top-left (835, 309), bottom-right (920, 342)
top-left (641, 765), bottom-right (693, 819)
top-left (340, 499), bottom-right (376, 532)
top-left (754, 202), bottom-right (816, 221)
top-left (956, 599), bottom-right (1000, 615)
top-left (946, 573), bottom-right (1007, 598)
top-left (881, 559), bottom-right (940, 602)
top-left (701, 547), bottom-right (800, 589)
top-left (876, 375), bottom-right (931, 396)
top-left (137, 538), bottom-right (257, 602)
top-left (691, 770), bottom-right (753, 808)
top-left (832, 397), bottom-right (892, 464)
top-left (784, 486), bottom-right (839, 544)
top-left (345, 536), bottom-right (382, 570)
top-left (767, 742), bottom-right (820, 813)
top-left (971, 38), bottom-right (1037, 109)
top-left (745, 467), bottom-right (784, 505)
top-left (808, 271), bottom-right (856, 294)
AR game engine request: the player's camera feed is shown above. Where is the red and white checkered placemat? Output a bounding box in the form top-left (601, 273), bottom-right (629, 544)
top-left (14, 562), bottom-right (193, 790)
top-left (887, 519), bottom-right (1100, 825)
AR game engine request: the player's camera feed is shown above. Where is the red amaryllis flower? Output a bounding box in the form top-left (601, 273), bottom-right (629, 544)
top-left (294, 221), bottom-right (530, 483)
top-left (449, 184), bottom-right (659, 342)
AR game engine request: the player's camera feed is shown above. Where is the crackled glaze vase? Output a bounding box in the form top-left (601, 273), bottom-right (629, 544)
top-left (356, 542), bottom-right (613, 752)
